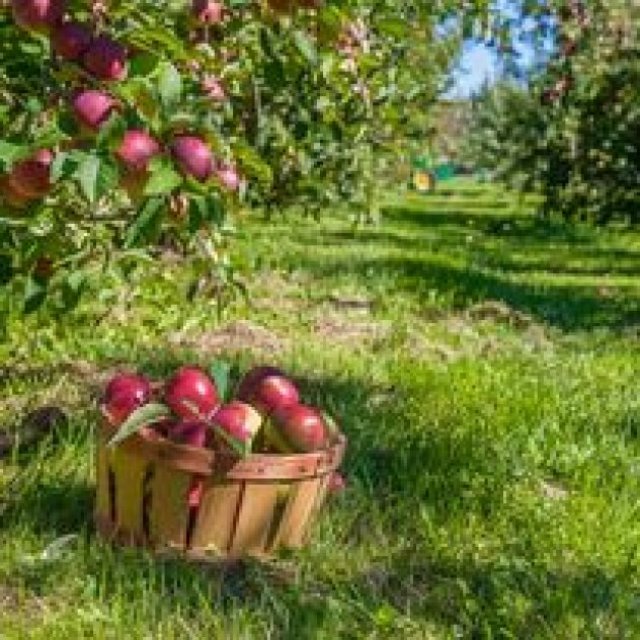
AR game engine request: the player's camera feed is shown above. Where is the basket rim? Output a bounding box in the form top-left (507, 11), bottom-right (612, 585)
top-left (99, 422), bottom-right (346, 480)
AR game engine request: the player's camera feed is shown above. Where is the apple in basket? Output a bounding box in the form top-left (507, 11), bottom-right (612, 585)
top-left (101, 372), bottom-right (151, 426)
top-left (164, 366), bottom-right (220, 421)
top-left (267, 404), bottom-right (330, 453)
top-left (237, 366), bottom-right (300, 415)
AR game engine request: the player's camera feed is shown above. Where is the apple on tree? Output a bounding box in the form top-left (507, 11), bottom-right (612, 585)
top-left (82, 34), bottom-right (128, 81)
top-left (171, 135), bottom-right (213, 182)
top-left (116, 130), bottom-right (161, 173)
top-left (7, 149), bottom-right (54, 201)
top-left (72, 89), bottom-right (117, 131)
top-left (51, 21), bottom-right (93, 62)
top-left (191, 0), bottom-right (225, 26)
top-left (0, 175), bottom-right (32, 208)
top-left (11, 0), bottom-right (64, 33)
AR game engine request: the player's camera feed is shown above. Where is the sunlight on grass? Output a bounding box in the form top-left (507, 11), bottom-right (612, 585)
top-left (1, 181), bottom-right (640, 638)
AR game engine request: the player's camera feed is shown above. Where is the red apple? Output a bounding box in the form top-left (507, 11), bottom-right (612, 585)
top-left (214, 163), bottom-right (240, 192)
top-left (201, 75), bottom-right (226, 102)
top-left (169, 420), bottom-right (208, 447)
top-left (72, 89), bottom-right (116, 130)
top-left (164, 366), bottom-right (220, 421)
top-left (0, 175), bottom-right (31, 208)
top-left (151, 417), bottom-right (174, 438)
top-left (8, 149), bottom-right (54, 199)
top-left (33, 256), bottom-right (54, 279)
top-left (271, 404), bottom-right (329, 452)
top-left (237, 366), bottom-right (284, 402)
top-left (191, 0), bottom-right (224, 25)
top-left (116, 130), bottom-right (161, 173)
top-left (51, 21), bottom-right (93, 62)
top-left (82, 35), bottom-right (127, 81)
top-left (12, 0), bottom-right (64, 32)
top-left (102, 372), bottom-right (151, 427)
top-left (171, 135), bottom-right (213, 182)
top-left (211, 401), bottom-right (262, 445)
top-left (250, 375), bottom-right (300, 416)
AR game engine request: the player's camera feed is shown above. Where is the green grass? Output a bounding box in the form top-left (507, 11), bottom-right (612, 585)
top-left (2, 180), bottom-right (640, 638)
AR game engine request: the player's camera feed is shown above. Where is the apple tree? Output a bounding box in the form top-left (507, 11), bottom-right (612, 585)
top-left (465, 0), bottom-right (640, 224)
top-left (0, 0), bottom-right (493, 328)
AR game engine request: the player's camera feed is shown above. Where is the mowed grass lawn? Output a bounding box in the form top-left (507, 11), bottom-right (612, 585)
top-left (2, 180), bottom-right (640, 638)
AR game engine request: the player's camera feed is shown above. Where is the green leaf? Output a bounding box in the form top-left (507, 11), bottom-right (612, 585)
top-left (0, 254), bottom-right (13, 286)
top-left (23, 275), bottom-right (47, 315)
top-left (209, 360), bottom-right (231, 402)
top-left (61, 270), bottom-right (87, 311)
top-left (144, 160), bottom-right (183, 196)
top-left (0, 141), bottom-right (24, 170)
top-left (129, 52), bottom-right (160, 78)
top-left (96, 112), bottom-right (127, 150)
top-left (76, 155), bottom-right (100, 203)
top-left (157, 60), bottom-right (182, 110)
top-left (293, 30), bottom-right (317, 65)
top-left (124, 197), bottom-right (164, 248)
top-left (107, 402), bottom-right (171, 447)
top-left (377, 18), bottom-right (408, 38)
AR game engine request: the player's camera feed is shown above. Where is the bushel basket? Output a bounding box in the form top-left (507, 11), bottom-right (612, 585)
top-left (95, 423), bottom-right (346, 559)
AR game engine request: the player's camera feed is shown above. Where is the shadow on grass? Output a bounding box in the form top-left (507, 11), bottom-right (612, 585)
top-left (296, 252), bottom-right (639, 331)
top-left (0, 356), bottom-right (631, 635)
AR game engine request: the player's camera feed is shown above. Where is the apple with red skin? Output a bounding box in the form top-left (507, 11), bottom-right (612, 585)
top-left (237, 366), bottom-right (284, 402)
top-left (33, 256), bottom-right (54, 280)
top-left (116, 130), bottom-right (161, 173)
top-left (102, 372), bottom-right (151, 427)
top-left (214, 163), bottom-right (240, 192)
top-left (249, 374), bottom-right (300, 416)
top-left (164, 366), bottom-right (220, 421)
top-left (0, 175), bottom-right (31, 208)
top-left (12, 0), bottom-right (64, 33)
top-left (83, 35), bottom-right (127, 81)
top-left (171, 136), bottom-right (213, 182)
top-left (267, 0), bottom-right (296, 13)
top-left (169, 419), bottom-right (208, 447)
top-left (72, 89), bottom-right (116, 130)
top-left (51, 21), bottom-right (93, 62)
top-left (211, 401), bottom-right (262, 450)
top-left (8, 149), bottom-right (54, 199)
top-left (270, 404), bottom-right (329, 452)
top-left (191, 0), bottom-right (224, 25)
top-left (202, 76), bottom-right (226, 102)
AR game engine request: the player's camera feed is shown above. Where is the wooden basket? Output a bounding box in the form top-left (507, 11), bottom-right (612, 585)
top-left (94, 423), bottom-right (346, 559)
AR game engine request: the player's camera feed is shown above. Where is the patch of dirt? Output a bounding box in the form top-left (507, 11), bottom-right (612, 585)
top-left (540, 480), bottom-right (569, 501)
top-left (0, 584), bottom-right (20, 613)
top-left (326, 293), bottom-right (373, 312)
top-left (171, 320), bottom-right (288, 356)
top-left (313, 316), bottom-right (388, 346)
top-left (65, 359), bottom-right (122, 392)
top-left (466, 300), bottom-right (536, 330)
top-left (0, 406), bottom-right (68, 459)
top-left (250, 271), bottom-right (308, 314)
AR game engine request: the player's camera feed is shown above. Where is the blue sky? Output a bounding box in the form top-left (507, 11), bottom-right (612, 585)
top-left (447, 41), bottom-right (501, 98)
top-left (446, 1), bottom-right (549, 99)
